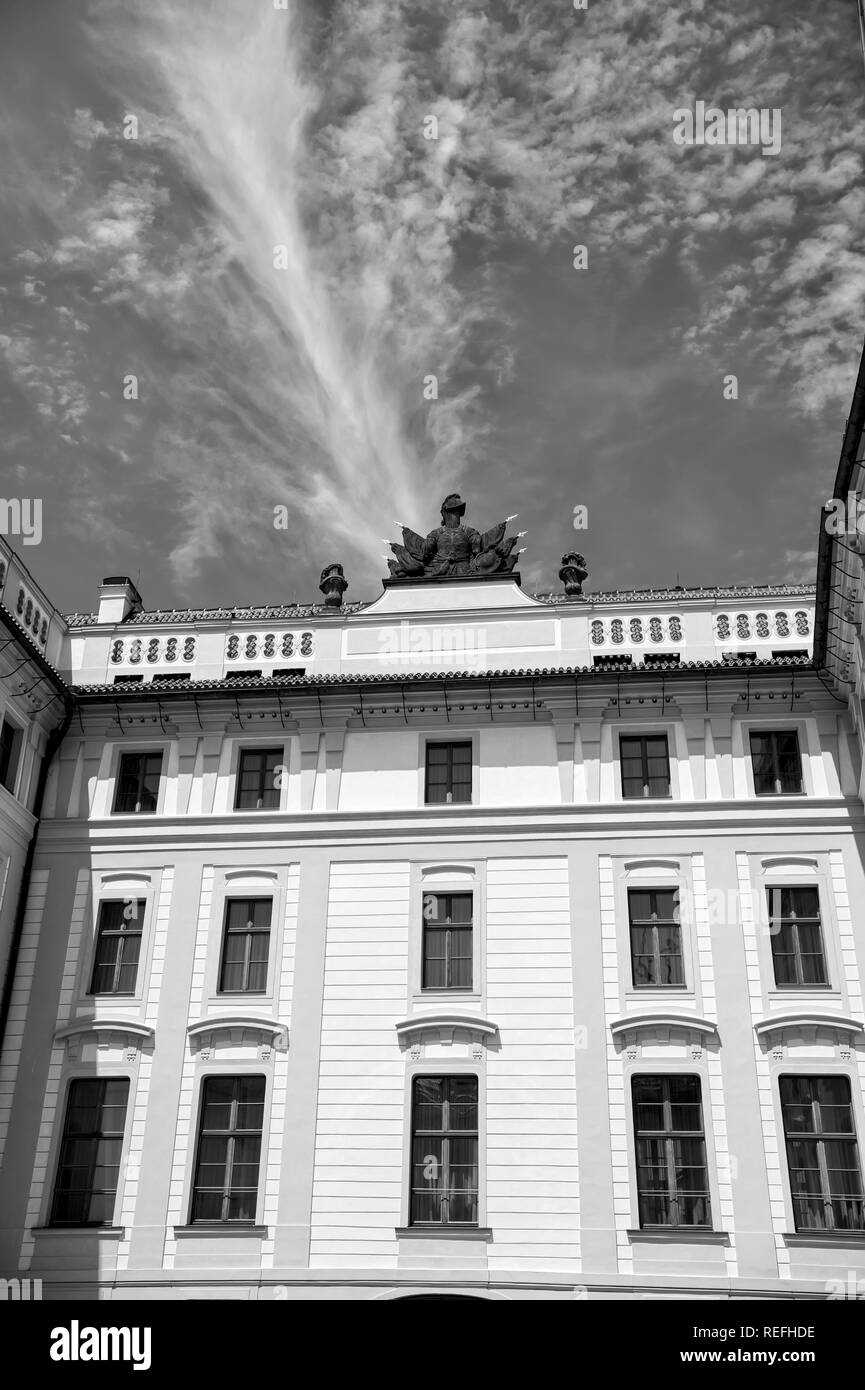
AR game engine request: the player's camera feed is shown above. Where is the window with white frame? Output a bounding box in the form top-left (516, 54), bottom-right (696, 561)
top-left (50, 1078), bottom-right (130, 1227)
top-left (89, 898), bottom-right (145, 995)
top-left (218, 898), bottom-right (272, 993)
top-left (749, 729), bottom-right (802, 795)
top-left (619, 734), bottom-right (671, 799)
top-left (425, 741), bottom-right (472, 805)
top-left (632, 1075), bottom-right (712, 1228)
top-left (112, 751), bottom-right (163, 814)
top-left (421, 891), bottom-right (473, 990)
top-left (767, 886), bottom-right (827, 987)
top-left (628, 887), bottom-right (684, 987)
top-left (410, 1075), bottom-right (478, 1226)
top-left (780, 1075), bottom-right (864, 1231)
top-left (190, 1075), bottom-right (266, 1224)
top-left (234, 747), bottom-right (283, 810)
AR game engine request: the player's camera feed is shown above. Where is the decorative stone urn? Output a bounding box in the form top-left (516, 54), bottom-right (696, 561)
top-left (319, 563), bottom-right (348, 608)
top-left (559, 552), bottom-right (588, 599)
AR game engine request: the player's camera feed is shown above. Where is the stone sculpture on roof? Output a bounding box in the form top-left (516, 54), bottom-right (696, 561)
top-left (386, 494), bottom-right (522, 581)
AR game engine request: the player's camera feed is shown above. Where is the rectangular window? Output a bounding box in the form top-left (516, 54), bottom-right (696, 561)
top-left (632, 1075), bottom-right (711, 1228)
top-left (768, 886), bottom-right (827, 987)
top-left (620, 734), bottom-right (671, 799)
top-left (234, 747), bottom-right (283, 810)
top-left (425, 741), bottom-right (472, 805)
top-left (218, 898), bottom-right (272, 993)
top-left (422, 892), bottom-right (473, 990)
top-left (410, 1075), bottom-right (478, 1226)
top-left (0, 718), bottom-right (23, 794)
top-left (112, 751), bottom-right (163, 814)
top-left (50, 1078), bottom-right (130, 1227)
top-left (190, 1075), bottom-right (265, 1224)
top-left (750, 729), bottom-right (803, 795)
top-left (89, 899), bottom-right (145, 995)
top-left (780, 1075), bottom-right (865, 1231)
top-left (628, 888), bottom-right (683, 987)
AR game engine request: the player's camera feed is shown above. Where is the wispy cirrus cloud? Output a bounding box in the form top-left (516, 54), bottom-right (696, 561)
top-left (1, 0), bottom-right (863, 604)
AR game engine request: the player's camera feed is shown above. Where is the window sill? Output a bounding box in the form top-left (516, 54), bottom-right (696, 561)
top-left (619, 795), bottom-right (674, 802)
top-left (783, 1230), bottom-right (865, 1247)
top-left (627, 1228), bottom-right (730, 1245)
top-left (752, 792), bottom-right (806, 799)
top-left (396, 1227), bottom-right (492, 1241)
top-left (769, 985), bottom-right (834, 992)
top-left (215, 991), bottom-right (269, 998)
top-left (32, 1226), bottom-right (125, 1239)
top-left (625, 986), bottom-right (690, 993)
top-left (173, 1225), bottom-right (268, 1238)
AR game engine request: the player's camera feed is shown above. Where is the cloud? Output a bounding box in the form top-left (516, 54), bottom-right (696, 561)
top-left (3, 0), bottom-right (864, 594)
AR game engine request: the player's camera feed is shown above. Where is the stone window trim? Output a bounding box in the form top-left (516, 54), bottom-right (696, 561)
top-left (202, 868), bottom-right (286, 1005)
top-left (220, 737), bottom-right (292, 816)
top-left (620, 1058), bottom-right (726, 1238)
top-left (106, 742), bottom-right (169, 817)
top-left (409, 863), bottom-right (485, 1009)
top-left (747, 858), bottom-right (845, 1011)
top-left (398, 1060), bottom-right (487, 1232)
top-left (607, 720), bottom-right (684, 803)
top-left (764, 1059), bottom-right (865, 1238)
top-left (734, 718), bottom-right (812, 799)
top-left (417, 731), bottom-right (480, 810)
top-left (612, 857), bottom-right (701, 1013)
top-left (77, 874), bottom-right (158, 1011)
top-left (38, 1063), bottom-right (137, 1231)
top-left (176, 1064), bottom-right (274, 1232)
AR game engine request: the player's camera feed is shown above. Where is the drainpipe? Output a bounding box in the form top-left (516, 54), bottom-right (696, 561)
top-left (0, 700), bottom-right (73, 1057)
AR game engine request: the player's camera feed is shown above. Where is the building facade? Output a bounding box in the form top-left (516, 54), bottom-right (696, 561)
top-left (1, 501), bottom-right (864, 1301)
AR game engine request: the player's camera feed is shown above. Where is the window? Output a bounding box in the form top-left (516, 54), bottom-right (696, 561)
top-left (632, 1075), bottom-right (711, 1228)
top-left (50, 1079), bottom-right (130, 1227)
top-left (780, 1076), bottom-right (864, 1231)
top-left (767, 886), bottom-right (827, 987)
top-left (235, 747), bottom-right (283, 810)
top-left (190, 1075), bottom-right (265, 1224)
top-left (0, 717), bottom-right (23, 794)
top-left (750, 729), bottom-right (802, 795)
top-left (628, 888), bottom-right (683, 987)
top-left (112, 751), bottom-right (163, 814)
top-left (422, 892), bottom-right (472, 990)
top-left (218, 898), bottom-right (272, 993)
top-left (89, 899), bottom-right (145, 995)
top-left (425, 742), bottom-right (472, 805)
top-left (410, 1076), bottom-right (478, 1226)
top-left (620, 734), bottom-right (670, 798)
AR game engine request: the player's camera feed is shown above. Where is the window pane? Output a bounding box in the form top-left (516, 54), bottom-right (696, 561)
top-left (50, 1080), bottom-right (129, 1227)
top-left (413, 1077), bottom-right (444, 1131)
top-left (411, 1077), bottom-right (477, 1227)
top-left (191, 1077), bottom-right (264, 1224)
top-left (236, 749), bottom-right (282, 809)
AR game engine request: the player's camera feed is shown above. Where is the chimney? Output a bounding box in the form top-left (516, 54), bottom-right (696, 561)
top-left (97, 576), bottom-right (143, 625)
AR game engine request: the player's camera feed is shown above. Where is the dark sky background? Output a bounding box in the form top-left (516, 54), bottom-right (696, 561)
top-left (1, 0), bottom-right (863, 614)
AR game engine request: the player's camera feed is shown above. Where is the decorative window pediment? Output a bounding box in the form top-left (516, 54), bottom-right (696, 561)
top-left (396, 1013), bottom-right (498, 1059)
top-left (187, 1015), bottom-right (288, 1059)
top-left (54, 1016), bottom-right (154, 1061)
top-left (610, 1013), bottom-right (718, 1041)
top-left (753, 1013), bottom-right (864, 1039)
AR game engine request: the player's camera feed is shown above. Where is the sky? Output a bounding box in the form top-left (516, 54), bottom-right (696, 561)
top-left (1, 0), bottom-right (864, 615)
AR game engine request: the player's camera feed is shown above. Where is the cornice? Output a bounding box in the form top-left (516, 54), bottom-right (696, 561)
top-left (753, 1013), bottom-right (864, 1037)
top-left (610, 1013), bottom-right (718, 1038)
top-left (54, 1017), bottom-right (154, 1042)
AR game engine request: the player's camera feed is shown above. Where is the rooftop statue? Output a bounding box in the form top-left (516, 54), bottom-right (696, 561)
top-left (387, 494), bottom-right (523, 581)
